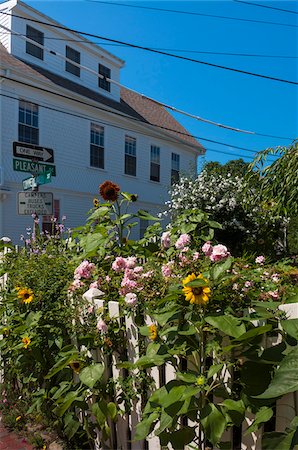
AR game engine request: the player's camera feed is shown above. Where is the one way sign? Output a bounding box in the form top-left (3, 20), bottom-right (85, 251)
top-left (13, 142), bottom-right (54, 163)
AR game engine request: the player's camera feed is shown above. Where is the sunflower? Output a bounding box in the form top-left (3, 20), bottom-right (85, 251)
top-left (17, 287), bottom-right (34, 304)
top-left (69, 361), bottom-right (82, 374)
top-left (93, 198), bottom-right (99, 208)
top-left (148, 324), bottom-right (158, 341)
top-left (22, 336), bottom-right (31, 349)
top-left (99, 180), bottom-right (120, 202)
top-left (182, 273), bottom-right (211, 305)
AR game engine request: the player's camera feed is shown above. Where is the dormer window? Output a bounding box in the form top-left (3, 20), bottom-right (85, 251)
top-left (26, 25), bottom-right (44, 60)
top-left (98, 63), bottom-right (111, 92)
top-left (65, 46), bottom-right (80, 77)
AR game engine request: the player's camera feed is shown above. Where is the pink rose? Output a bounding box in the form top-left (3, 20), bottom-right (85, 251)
top-left (175, 234), bottom-right (191, 250)
top-left (96, 319), bottom-right (108, 333)
top-left (112, 257), bottom-right (126, 272)
top-left (161, 231), bottom-right (171, 248)
top-left (255, 255), bottom-right (265, 265)
top-left (125, 257), bottom-right (137, 269)
top-left (162, 263), bottom-right (173, 278)
top-left (124, 292), bottom-right (138, 306)
top-left (268, 290), bottom-right (279, 300)
top-left (210, 244), bottom-right (230, 262)
top-left (202, 241), bottom-right (213, 256)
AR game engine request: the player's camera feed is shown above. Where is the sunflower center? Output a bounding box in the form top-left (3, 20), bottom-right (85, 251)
top-left (24, 293), bottom-right (30, 299)
top-left (193, 287), bottom-right (203, 295)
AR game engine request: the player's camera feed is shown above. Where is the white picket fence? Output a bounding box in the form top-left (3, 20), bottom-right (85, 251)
top-left (85, 290), bottom-right (298, 450)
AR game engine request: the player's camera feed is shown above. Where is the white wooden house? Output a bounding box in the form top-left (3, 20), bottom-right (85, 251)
top-left (0, 0), bottom-right (204, 242)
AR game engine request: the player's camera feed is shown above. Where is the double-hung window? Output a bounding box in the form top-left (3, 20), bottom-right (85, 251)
top-left (171, 153), bottom-right (180, 185)
top-left (150, 145), bottom-right (160, 182)
top-left (26, 25), bottom-right (44, 60)
top-left (90, 124), bottom-right (104, 169)
top-left (65, 46), bottom-right (81, 77)
top-left (18, 100), bottom-right (39, 145)
top-left (98, 64), bottom-right (111, 92)
top-left (125, 136), bottom-right (136, 176)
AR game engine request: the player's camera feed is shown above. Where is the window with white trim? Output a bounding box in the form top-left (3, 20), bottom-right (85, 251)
top-left (65, 46), bottom-right (81, 77)
top-left (171, 153), bottom-right (180, 185)
top-left (18, 100), bottom-right (39, 145)
top-left (150, 145), bottom-right (160, 182)
top-left (26, 25), bottom-right (44, 60)
top-left (90, 123), bottom-right (104, 169)
top-left (125, 136), bottom-right (136, 176)
top-left (98, 63), bottom-right (111, 92)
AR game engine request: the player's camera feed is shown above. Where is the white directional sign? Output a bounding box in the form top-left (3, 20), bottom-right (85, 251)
top-left (13, 142), bottom-right (54, 163)
top-left (18, 192), bottom-right (53, 215)
top-left (22, 176), bottom-right (37, 191)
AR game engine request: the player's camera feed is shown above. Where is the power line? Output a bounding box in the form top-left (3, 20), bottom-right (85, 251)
top-left (1, 11), bottom-right (297, 85)
top-left (86, 0), bottom-right (298, 28)
top-left (3, 31), bottom-right (297, 59)
top-left (0, 90), bottom-right (277, 163)
top-left (1, 78), bottom-right (278, 157)
top-left (234, 0), bottom-right (298, 15)
top-left (0, 23), bottom-right (255, 135)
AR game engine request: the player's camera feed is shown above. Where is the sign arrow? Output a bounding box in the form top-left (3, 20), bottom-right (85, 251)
top-left (13, 142), bottom-right (54, 163)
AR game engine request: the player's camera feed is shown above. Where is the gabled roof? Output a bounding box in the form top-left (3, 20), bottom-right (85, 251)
top-left (0, 44), bottom-right (204, 152)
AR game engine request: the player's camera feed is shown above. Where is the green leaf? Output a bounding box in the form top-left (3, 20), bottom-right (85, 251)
top-left (221, 399), bottom-right (245, 427)
top-left (64, 417), bottom-right (81, 440)
top-left (87, 206), bottom-right (110, 222)
top-left (91, 402), bottom-right (107, 427)
top-left (136, 210), bottom-right (161, 221)
top-left (107, 402), bottom-right (117, 421)
top-left (256, 346), bottom-right (298, 399)
top-left (84, 233), bottom-right (105, 255)
top-left (244, 407), bottom-right (273, 435)
top-left (45, 353), bottom-right (78, 379)
top-left (201, 403), bottom-right (226, 446)
top-left (211, 257), bottom-right (233, 282)
top-left (176, 372), bottom-right (197, 384)
top-left (54, 390), bottom-right (81, 417)
top-left (79, 364), bottom-right (104, 388)
top-left (205, 315), bottom-right (246, 338)
top-left (168, 427), bottom-right (196, 449)
top-left (262, 431), bottom-right (296, 450)
top-left (281, 318), bottom-right (298, 340)
top-left (134, 411), bottom-right (159, 441)
top-left (236, 324), bottom-right (272, 342)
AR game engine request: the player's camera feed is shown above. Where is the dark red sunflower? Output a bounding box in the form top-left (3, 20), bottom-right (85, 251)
top-left (99, 181), bottom-right (120, 202)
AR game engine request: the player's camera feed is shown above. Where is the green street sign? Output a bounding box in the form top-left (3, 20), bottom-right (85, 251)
top-left (36, 170), bottom-right (52, 185)
top-left (13, 158), bottom-right (56, 176)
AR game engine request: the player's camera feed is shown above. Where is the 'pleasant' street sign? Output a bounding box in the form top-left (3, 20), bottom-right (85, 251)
top-left (13, 159), bottom-right (56, 176)
top-left (18, 192), bottom-right (53, 215)
top-left (13, 142), bottom-right (54, 163)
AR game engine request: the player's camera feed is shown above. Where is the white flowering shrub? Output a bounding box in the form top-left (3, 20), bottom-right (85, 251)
top-left (164, 160), bottom-right (281, 255)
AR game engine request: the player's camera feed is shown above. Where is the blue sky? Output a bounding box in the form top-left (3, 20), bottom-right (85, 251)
top-left (25, 0), bottom-right (298, 167)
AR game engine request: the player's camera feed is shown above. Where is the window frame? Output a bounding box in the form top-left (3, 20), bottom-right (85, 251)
top-left (26, 25), bottom-right (44, 60)
top-left (65, 45), bottom-right (81, 77)
top-left (171, 152), bottom-right (180, 185)
top-left (150, 145), bottom-right (160, 182)
top-left (18, 100), bottom-right (39, 145)
top-left (90, 123), bottom-right (105, 169)
top-left (98, 63), bottom-right (111, 92)
top-left (124, 135), bottom-right (136, 176)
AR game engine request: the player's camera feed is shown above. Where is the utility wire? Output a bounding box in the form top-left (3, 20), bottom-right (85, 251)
top-left (234, 0), bottom-right (298, 15)
top-left (1, 77), bottom-right (279, 156)
top-left (0, 11), bottom-right (297, 85)
top-left (2, 31), bottom-right (297, 59)
top-left (0, 23), bottom-right (255, 135)
top-left (0, 90), bottom-right (276, 162)
top-left (86, 0), bottom-right (298, 28)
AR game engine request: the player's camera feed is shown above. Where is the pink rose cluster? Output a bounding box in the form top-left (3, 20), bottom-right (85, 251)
top-left (111, 256), bottom-right (154, 302)
top-left (74, 260), bottom-right (96, 280)
top-left (255, 255), bottom-right (265, 265)
top-left (161, 231), bottom-right (171, 249)
top-left (202, 242), bottom-right (230, 262)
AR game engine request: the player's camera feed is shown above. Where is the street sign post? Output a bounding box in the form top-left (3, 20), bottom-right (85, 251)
top-left (18, 192), bottom-right (53, 215)
top-left (13, 142), bottom-right (54, 163)
top-left (13, 159), bottom-right (56, 176)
